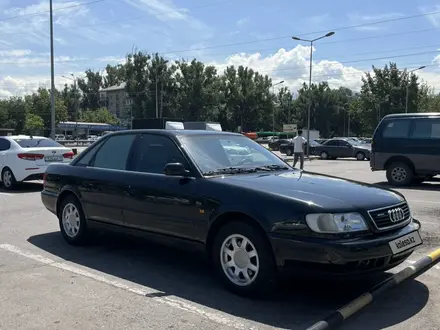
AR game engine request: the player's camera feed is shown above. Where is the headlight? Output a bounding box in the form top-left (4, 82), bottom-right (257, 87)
top-left (305, 213), bottom-right (368, 234)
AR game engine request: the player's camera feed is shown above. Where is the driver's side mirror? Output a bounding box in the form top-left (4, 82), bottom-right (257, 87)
top-left (164, 163), bottom-right (190, 176)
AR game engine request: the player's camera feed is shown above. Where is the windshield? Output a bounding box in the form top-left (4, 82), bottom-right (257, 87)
top-left (179, 134), bottom-right (292, 175)
top-left (13, 138), bottom-right (64, 148)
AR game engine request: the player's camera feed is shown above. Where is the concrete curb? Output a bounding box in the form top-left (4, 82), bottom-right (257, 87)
top-left (306, 247), bottom-right (440, 330)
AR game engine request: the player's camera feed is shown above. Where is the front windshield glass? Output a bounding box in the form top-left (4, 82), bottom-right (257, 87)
top-left (179, 134), bottom-right (292, 175)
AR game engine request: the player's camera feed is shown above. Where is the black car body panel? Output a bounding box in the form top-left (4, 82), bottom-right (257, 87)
top-left (41, 129), bottom-right (421, 277)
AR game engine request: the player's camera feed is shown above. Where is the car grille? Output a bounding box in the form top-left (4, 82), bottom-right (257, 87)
top-left (368, 202), bottom-right (411, 230)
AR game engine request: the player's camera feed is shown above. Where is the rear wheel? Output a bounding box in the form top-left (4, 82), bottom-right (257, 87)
top-left (212, 221), bottom-right (278, 297)
top-left (386, 162), bottom-right (414, 186)
top-left (58, 195), bottom-right (89, 245)
top-left (1, 168), bottom-right (16, 190)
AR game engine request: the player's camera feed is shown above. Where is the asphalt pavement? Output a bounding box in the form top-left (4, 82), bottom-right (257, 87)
top-left (0, 159), bottom-right (439, 330)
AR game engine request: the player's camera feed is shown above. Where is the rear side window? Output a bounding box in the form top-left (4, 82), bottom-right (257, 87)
top-left (381, 120), bottom-right (411, 138)
top-left (324, 140), bottom-right (339, 146)
top-left (13, 138), bottom-right (63, 148)
top-left (410, 118), bottom-right (440, 139)
top-left (92, 134), bottom-right (136, 170)
top-left (0, 138), bottom-right (10, 151)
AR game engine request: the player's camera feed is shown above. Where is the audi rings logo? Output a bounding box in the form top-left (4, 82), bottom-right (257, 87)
top-left (388, 207), bottom-right (405, 223)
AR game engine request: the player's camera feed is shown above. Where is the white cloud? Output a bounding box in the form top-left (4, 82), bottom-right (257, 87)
top-left (123, 0), bottom-right (208, 31)
top-left (236, 17), bottom-right (249, 28)
top-left (419, 5), bottom-right (440, 28)
top-left (209, 45), bottom-right (367, 92)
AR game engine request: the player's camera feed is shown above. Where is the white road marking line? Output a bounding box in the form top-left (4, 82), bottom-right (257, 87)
top-left (409, 199), bottom-right (440, 205)
top-left (0, 244), bottom-right (253, 330)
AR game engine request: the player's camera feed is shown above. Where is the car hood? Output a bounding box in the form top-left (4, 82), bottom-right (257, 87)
top-left (211, 170), bottom-right (403, 211)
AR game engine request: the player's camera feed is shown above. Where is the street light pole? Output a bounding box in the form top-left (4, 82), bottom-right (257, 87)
top-left (62, 74), bottom-right (78, 136)
top-left (49, 0), bottom-right (56, 139)
top-left (405, 66), bottom-right (425, 113)
top-left (292, 31), bottom-right (335, 158)
top-left (272, 80), bottom-right (284, 133)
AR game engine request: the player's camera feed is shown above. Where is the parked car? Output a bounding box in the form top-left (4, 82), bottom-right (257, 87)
top-left (41, 130), bottom-right (422, 297)
top-left (0, 135), bottom-right (74, 189)
top-left (315, 138), bottom-right (371, 160)
top-left (268, 138), bottom-right (290, 151)
top-left (370, 112), bottom-right (440, 186)
top-left (279, 139), bottom-right (321, 156)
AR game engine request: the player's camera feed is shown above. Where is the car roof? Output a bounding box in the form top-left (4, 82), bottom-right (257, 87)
top-left (383, 112), bottom-right (440, 119)
top-left (5, 135), bottom-right (46, 139)
top-left (108, 129), bottom-right (242, 137)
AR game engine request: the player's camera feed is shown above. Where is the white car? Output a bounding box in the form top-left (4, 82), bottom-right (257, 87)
top-left (0, 135), bottom-right (74, 190)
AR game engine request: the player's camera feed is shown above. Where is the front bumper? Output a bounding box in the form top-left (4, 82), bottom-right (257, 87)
top-left (269, 219), bottom-right (421, 275)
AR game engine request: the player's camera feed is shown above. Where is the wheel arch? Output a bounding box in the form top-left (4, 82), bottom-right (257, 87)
top-left (384, 156), bottom-right (415, 172)
top-left (205, 211), bottom-right (272, 258)
top-left (56, 186), bottom-right (85, 218)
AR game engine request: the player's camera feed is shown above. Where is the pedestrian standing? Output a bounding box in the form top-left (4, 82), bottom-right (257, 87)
top-left (292, 129), bottom-right (306, 170)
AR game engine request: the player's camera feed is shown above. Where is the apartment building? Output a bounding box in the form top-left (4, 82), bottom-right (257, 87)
top-left (99, 82), bottom-right (132, 119)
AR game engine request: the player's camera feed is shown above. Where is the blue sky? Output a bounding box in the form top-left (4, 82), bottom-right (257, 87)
top-left (1, 0), bottom-right (440, 96)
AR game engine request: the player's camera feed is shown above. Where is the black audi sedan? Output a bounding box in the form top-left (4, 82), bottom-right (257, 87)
top-left (41, 130), bottom-right (422, 297)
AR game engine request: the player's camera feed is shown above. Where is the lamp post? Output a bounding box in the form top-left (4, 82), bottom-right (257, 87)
top-left (49, 0), bottom-right (55, 139)
top-left (405, 66), bottom-right (425, 113)
top-left (272, 80), bottom-right (284, 133)
top-left (155, 59), bottom-right (169, 118)
top-left (292, 31), bottom-right (335, 158)
top-left (62, 74), bottom-right (78, 135)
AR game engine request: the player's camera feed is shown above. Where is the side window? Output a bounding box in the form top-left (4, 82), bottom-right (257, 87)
top-left (0, 138), bottom-right (11, 151)
top-left (325, 140), bottom-right (338, 146)
top-left (340, 141), bottom-right (350, 147)
top-left (75, 140), bottom-right (104, 167)
top-left (92, 134), bottom-right (135, 170)
top-left (133, 134), bottom-right (187, 174)
top-left (382, 120), bottom-right (410, 138)
top-left (410, 119), bottom-right (440, 139)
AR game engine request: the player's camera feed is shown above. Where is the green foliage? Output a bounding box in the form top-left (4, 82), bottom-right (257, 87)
top-left (80, 108), bottom-right (120, 125)
top-left (24, 113), bottom-right (44, 134)
top-left (0, 57), bottom-right (433, 137)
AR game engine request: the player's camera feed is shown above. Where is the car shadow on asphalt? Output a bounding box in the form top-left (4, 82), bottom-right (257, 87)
top-left (375, 181), bottom-right (439, 192)
top-left (0, 182), bottom-right (42, 194)
top-left (28, 232), bottom-right (429, 330)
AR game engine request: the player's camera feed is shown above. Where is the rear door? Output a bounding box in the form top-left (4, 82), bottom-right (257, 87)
top-left (0, 138), bottom-right (11, 171)
top-left (408, 117), bottom-right (440, 173)
top-left (75, 133), bottom-right (137, 226)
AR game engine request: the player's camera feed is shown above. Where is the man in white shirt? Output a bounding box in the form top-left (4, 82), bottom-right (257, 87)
top-left (292, 129), bottom-right (307, 169)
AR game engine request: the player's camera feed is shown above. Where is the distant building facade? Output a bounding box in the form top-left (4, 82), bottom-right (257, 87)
top-left (99, 82), bottom-right (132, 119)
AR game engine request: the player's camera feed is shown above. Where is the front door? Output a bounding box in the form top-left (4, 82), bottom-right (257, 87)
top-left (76, 133), bottom-right (137, 226)
top-left (408, 118), bottom-right (440, 173)
top-left (338, 140), bottom-right (355, 158)
top-left (122, 133), bottom-right (203, 240)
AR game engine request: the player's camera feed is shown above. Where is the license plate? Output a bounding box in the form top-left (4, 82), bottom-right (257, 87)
top-left (44, 155), bottom-right (63, 162)
top-left (389, 231), bottom-right (422, 255)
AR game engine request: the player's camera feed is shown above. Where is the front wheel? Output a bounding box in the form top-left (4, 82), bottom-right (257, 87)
top-left (320, 151), bottom-right (329, 160)
top-left (212, 221), bottom-right (278, 297)
top-left (356, 152), bottom-right (365, 161)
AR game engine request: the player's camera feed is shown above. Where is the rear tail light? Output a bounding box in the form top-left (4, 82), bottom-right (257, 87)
top-left (63, 151), bottom-right (75, 159)
top-left (43, 173), bottom-right (47, 187)
top-left (17, 153), bottom-right (44, 161)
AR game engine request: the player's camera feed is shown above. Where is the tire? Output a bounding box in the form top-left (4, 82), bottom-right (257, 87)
top-left (286, 148), bottom-right (293, 156)
top-left (320, 151), bottom-right (329, 160)
top-left (58, 195), bottom-right (89, 245)
top-left (212, 221), bottom-right (278, 297)
top-left (386, 162), bottom-right (414, 186)
top-left (356, 152), bottom-right (365, 161)
top-left (1, 167), bottom-right (16, 190)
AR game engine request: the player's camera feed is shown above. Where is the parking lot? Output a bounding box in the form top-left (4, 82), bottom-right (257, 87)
top-left (1, 158), bottom-right (439, 330)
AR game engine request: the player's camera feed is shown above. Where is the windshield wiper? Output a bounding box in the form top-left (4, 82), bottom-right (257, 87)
top-left (203, 164), bottom-right (290, 176)
top-left (203, 167), bottom-right (259, 176)
top-left (255, 164), bottom-right (290, 171)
